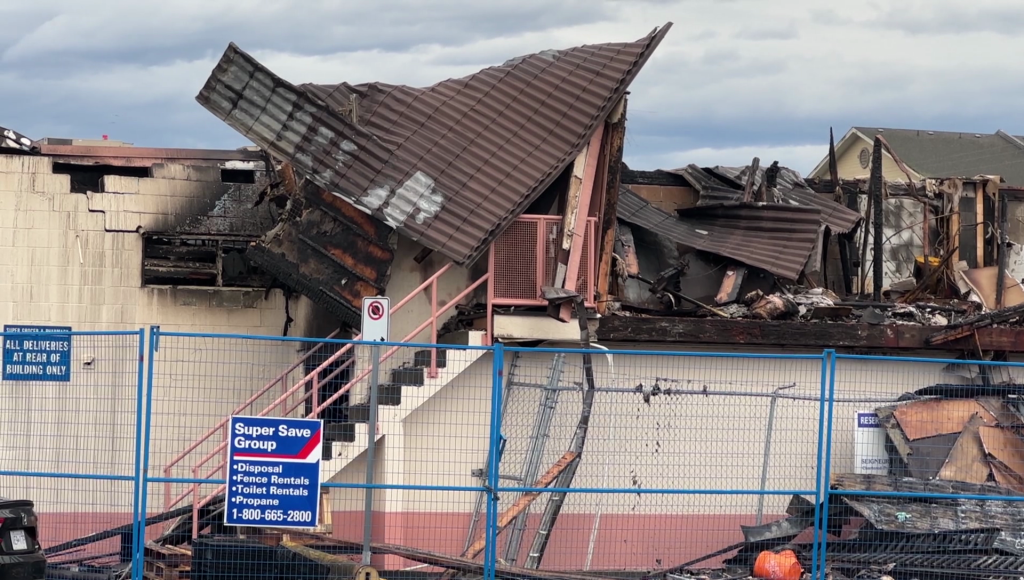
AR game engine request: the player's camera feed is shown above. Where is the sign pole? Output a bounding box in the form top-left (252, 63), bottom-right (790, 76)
top-left (359, 296), bottom-right (389, 567)
top-left (362, 343), bottom-right (380, 565)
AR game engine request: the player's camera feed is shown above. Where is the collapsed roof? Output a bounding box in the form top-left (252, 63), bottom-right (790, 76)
top-left (669, 163), bottom-right (862, 234)
top-left (196, 25), bottom-right (672, 267)
top-left (618, 162), bottom-right (863, 281)
top-left (616, 187), bottom-right (822, 280)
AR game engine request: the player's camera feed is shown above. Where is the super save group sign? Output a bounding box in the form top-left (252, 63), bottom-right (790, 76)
top-left (225, 415), bottom-right (323, 528)
top-left (3, 325), bottom-right (72, 382)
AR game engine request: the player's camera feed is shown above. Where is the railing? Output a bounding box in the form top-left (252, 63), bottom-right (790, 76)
top-left (489, 215), bottom-right (597, 307)
top-left (161, 329), bottom-right (339, 510)
top-left (160, 261), bottom-right (493, 529)
top-left (165, 213), bottom-right (594, 521)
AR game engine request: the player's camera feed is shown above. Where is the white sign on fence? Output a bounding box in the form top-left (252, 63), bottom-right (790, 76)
top-left (360, 297), bottom-right (391, 343)
top-left (854, 410), bottom-right (890, 475)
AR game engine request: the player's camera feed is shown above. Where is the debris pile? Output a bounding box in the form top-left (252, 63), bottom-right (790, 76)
top-left (874, 396), bottom-right (1024, 486)
top-left (666, 387), bottom-right (1024, 580)
top-left (611, 154), bottom-right (1024, 341)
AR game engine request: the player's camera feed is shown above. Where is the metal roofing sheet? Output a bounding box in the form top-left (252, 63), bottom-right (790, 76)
top-left (666, 164), bottom-right (862, 234)
top-left (617, 186), bottom-right (821, 280)
top-left (1, 125), bottom-right (33, 153)
top-left (196, 24), bottom-right (671, 266)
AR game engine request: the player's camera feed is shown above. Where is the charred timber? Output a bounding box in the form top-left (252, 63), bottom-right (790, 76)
top-left (597, 316), bottom-right (1024, 352)
top-left (619, 167), bottom-right (690, 188)
top-left (870, 137), bottom-right (884, 302)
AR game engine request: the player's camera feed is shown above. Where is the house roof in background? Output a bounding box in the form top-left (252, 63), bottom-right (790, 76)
top-left (816, 126), bottom-right (1024, 186)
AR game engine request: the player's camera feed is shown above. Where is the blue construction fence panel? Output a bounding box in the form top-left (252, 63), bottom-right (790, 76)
top-left (0, 329), bottom-right (145, 575)
top-left (821, 352), bottom-right (1024, 580)
top-left (16, 326), bottom-right (1024, 580)
top-left (141, 329), bottom-right (498, 579)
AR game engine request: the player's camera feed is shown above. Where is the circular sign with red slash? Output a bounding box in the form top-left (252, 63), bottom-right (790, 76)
top-left (367, 301), bottom-right (385, 321)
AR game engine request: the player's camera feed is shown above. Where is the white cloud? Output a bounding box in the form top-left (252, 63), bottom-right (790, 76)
top-left (4, 0), bottom-right (1024, 156)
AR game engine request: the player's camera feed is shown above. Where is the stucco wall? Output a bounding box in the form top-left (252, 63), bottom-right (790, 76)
top-left (827, 136), bottom-right (917, 181)
top-left (0, 153), bottom-right (316, 527)
top-left (319, 343), bottom-right (1011, 569)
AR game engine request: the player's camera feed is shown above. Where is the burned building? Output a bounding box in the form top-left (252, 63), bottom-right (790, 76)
top-left (17, 20), bottom-right (1024, 580)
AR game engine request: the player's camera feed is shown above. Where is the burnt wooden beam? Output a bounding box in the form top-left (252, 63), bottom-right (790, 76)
top-left (927, 302), bottom-right (1024, 345)
top-left (595, 98), bottom-right (628, 315)
top-left (870, 136), bottom-right (884, 301)
top-left (998, 191), bottom-right (1009, 309)
top-left (741, 157), bottom-right (759, 202)
top-left (596, 315), bottom-right (1024, 352)
top-left (828, 127), bottom-right (840, 202)
top-left (619, 167), bottom-right (690, 188)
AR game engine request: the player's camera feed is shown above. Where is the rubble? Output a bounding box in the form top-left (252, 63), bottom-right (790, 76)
top-left (604, 158), bottom-right (1024, 352)
top-left (661, 390), bottom-right (1024, 580)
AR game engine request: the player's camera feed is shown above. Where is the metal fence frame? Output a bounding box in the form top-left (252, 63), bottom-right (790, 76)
top-left (0, 329), bottom-right (146, 580)
top-left (11, 327), bottom-right (1024, 580)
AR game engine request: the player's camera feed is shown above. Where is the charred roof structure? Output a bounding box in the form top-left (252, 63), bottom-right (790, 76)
top-left (195, 26), bottom-right (671, 326)
top-left (602, 132), bottom-right (1024, 353)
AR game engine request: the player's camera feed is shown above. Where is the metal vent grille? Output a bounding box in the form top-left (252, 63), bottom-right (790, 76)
top-left (493, 219), bottom-right (540, 301)
top-left (492, 216), bottom-right (596, 307)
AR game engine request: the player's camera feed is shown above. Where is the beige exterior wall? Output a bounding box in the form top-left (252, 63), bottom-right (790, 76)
top-left (813, 134), bottom-right (921, 181)
top-left (324, 343), bottom-right (1022, 520)
top-left (383, 236), bottom-right (478, 345)
top-left (0, 153), bottom-right (316, 516)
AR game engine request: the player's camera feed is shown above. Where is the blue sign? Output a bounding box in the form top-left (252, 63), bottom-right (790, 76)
top-left (225, 415), bottom-right (323, 528)
top-left (3, 325), bottom-right (72, 382)
top-left (857, 412), bottom-right (881, 428)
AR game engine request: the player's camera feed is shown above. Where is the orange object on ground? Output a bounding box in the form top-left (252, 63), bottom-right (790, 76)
top-left (753, 549), bottom-right (803, 580)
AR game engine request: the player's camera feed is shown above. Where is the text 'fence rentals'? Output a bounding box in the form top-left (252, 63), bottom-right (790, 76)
top-left (3, 327), bottom-right (1024, 580)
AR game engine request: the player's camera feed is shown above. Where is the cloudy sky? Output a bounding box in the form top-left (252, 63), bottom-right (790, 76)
top-left (2, 0), bottom-right (1023, 175)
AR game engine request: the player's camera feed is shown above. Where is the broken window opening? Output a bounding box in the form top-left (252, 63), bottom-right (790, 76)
top-left (53, 163), bottom-right (149, 194)
top-left (142, 235), bottom-right (272, 288)
top-left (220, 169), bottom-right (256, 184)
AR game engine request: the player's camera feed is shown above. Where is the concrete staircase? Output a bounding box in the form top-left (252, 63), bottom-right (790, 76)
top-left (320, 331), bottom-right (488, 476)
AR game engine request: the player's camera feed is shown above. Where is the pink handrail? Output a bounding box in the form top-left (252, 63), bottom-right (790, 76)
top-left (182, 263), bottom-right (458, 485)
top-left (162, 329), bottom-right (339, 509)
top-left (173, 261), bottom-right (483, 521)
top-left (190, 271), bottom-right (493, 529)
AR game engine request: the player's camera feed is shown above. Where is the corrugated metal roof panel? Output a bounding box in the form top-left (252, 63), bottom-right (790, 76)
top-left (708, 164), bottom-right (862, 234)
top-left (666, 164), bottom-right (862, 234)
top-left (617, 186), bottom-right (821, 280)
top-left (198, 25), bottom-right (671, 265)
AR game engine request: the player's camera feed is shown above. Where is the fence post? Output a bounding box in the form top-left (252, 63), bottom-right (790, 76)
top-left (131, 328), bottom-right (147, 580)
top-left (133, 326), bottom-right (160, 580)
top-left (484, 342), bottom-right (505, 580)
top-left (816, 350), bottom-right (838, 580)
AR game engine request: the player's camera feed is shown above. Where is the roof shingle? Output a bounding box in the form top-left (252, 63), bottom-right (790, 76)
top-left (852, 127), bottom-right (1024, 186)
top-left (196, 24), bottom-right (672, 265)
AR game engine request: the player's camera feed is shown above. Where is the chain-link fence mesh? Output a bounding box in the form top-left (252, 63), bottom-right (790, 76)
top-left (0, 329), bottom-right (142, 571)
top-left (823, 354), bottom-right (1024, 580)
top-left (488, 348), bottom-right (827, 572)
top-left (23, 330), bottom-right (1024, 580)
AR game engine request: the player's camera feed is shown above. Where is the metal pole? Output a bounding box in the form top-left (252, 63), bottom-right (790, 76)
top-left (756, 383), bottom-right (796, 525)
top-left (361, 344), bottom-right (381, 566)
top-left (505, 353), bottom-right (564, 563)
